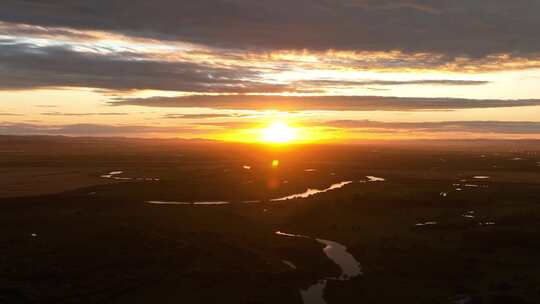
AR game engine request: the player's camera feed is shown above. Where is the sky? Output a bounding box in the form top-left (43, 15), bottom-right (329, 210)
top-left (1, 0), bottom-right (540, 142)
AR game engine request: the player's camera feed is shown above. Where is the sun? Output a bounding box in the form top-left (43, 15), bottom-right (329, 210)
top-left (260, 121), bottom-right (298, 143)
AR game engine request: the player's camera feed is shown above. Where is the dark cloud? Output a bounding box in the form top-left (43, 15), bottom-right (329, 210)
top-left (0, 41), bottom-right (492, 92)
top-left (321, 120), bottom-right (540, 134)
top-left (1, 0), bottom-right (539, 58)
top-left (111, 95), bottom-right (540, 111)
top-left (0, 42), bottom-right (303, 93)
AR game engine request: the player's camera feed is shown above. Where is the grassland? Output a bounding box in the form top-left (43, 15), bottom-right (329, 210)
top-left (1, 136), bottom-right (540, 303)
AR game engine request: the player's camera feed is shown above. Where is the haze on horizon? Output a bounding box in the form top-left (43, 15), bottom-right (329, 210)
top-left (1, 0), bottom-right (540, 142)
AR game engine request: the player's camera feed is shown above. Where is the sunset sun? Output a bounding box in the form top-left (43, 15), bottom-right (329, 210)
top-left (260, 122), bottom-right (298, 143)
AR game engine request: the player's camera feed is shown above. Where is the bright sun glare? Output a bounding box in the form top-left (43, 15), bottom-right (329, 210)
top-left (261, 122), bottom-right (298, 143)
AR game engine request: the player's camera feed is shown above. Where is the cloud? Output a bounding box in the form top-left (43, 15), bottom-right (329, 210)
top-left (294, 79), bottom-right (490, 87)
top-left (35, 105), bottom-right (59, 108)
top-left (0, 21), bottom-right (99, 41)
top-left (0, 113), bottom-right (23, 116)
top-left (163, 113), bottom-right (251, 119)
top-left (321, 120), bottom-right (540, 134)
top-left (1, 0), bottom-right (540, 58)
top-left (2, 21), bottom-right (538, 73)
top-left (0, 42), bottom-right (304, 93)
top-left (111, 95), bottom-right (540, 111)
top-left (0, 40), bottom-right (497, 92)
top-left (190, 121), bottom-right (260, 129)
top-left (41, 112), bottom-right (128, 116)
top-left (0, 122), bottom-right (207, 137)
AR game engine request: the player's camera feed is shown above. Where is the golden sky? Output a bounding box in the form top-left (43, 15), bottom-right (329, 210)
top-left (1, 1), bottom-right (540, 142)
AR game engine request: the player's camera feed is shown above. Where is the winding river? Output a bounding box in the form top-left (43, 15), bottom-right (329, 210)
top-left (276, 231), bottom-right (362, 304)
top-left (146, 180), bottom-right (354, 206)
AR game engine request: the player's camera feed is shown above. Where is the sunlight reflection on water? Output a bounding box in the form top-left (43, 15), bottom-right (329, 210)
top-left (270, 181), bottom-right (353, 201)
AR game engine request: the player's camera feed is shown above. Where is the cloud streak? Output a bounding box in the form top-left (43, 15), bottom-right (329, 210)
top-left (294, 79), bottom-right (490, 87)
top-left (321, 120), bottom-right (540, 134)
top-left (111, 95), bottom-right (540, 111)
top-left (163, 113), bottom-right (252, 119)
top-left (0, 122), bottom-right (208, 137)
top-left (0, 113), bottom-right (23, 116)
top-left (41, 112), bottom-right (128, 116)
